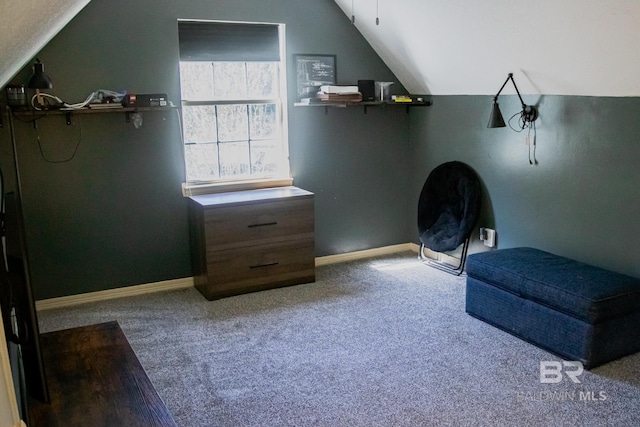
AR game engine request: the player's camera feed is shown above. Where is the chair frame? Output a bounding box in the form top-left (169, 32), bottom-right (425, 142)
top-left (419, 238), bottom-right (471, 276)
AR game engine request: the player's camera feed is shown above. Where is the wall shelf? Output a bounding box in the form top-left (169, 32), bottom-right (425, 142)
top-left (294, 99), bottom-right (432, 114)
top-left (11, 106), bottom-right (179, 125)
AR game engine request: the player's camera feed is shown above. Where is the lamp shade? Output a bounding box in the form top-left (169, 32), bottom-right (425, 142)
top-left (487, 100), bottom-right (506, 128)
top-left (27, 60), bottom-right (53, 89)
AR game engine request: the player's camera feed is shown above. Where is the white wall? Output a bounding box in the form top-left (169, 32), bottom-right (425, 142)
top-left (334, 0), bottom-right (640, 96)
top-left (0, 0), bottom-right (92, 87)
top-left (3, 2), bottom-right (639, 99)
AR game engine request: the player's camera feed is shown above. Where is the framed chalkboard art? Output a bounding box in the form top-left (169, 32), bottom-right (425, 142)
top-left (294, 54), bottom-right (336, 101)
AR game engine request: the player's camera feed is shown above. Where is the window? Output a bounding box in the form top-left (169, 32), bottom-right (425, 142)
top-left (178, 21), bottom-right (290, 188)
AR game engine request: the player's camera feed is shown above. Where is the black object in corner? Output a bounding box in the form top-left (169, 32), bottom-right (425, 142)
top-left (417, 161), bottom-right (481, 275)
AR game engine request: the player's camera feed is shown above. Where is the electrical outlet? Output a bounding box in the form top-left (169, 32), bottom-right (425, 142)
top-left (484, 228), bottom-right (496, 247)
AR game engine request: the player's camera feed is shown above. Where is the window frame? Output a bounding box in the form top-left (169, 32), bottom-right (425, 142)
top-left (178, 20), bottom-right (291, 196)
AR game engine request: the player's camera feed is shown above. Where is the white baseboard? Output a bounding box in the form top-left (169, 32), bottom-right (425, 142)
top-left (35, 277), bottom-right (194, 312)
top-left (315, 243), bottom-right (417, 266)
top-left (36, 243), bottom-right (420, 311)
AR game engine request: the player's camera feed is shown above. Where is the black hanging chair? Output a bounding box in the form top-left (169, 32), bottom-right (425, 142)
top-left (417, 161), bottom-right (481, 275)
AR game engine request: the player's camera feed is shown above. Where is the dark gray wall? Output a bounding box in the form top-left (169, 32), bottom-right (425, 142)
top-left (291, 105), bottom-right (411, 255)
top-left (0, 0), bottom-right (410, 299)
top-left (7, 0), bottom-right (637, 300)
top-left (409, 95), bottom-right (640, 278)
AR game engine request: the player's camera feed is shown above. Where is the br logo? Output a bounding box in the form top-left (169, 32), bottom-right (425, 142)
top-left (540, 361), bottom-right (584, 384)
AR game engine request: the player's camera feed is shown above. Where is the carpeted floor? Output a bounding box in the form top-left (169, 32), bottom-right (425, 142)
top-left (37, 252), bottom-right (640, 427)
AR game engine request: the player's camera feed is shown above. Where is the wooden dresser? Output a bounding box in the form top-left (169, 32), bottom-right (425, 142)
top-left (188, 186), bottom-right (315, 300)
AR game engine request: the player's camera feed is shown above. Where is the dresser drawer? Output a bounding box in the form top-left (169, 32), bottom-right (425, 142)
top-left (197, 239), bottom-right (315, 300)
top-left (203, 197), bottom-right (313, 250)
top-left (189, 186), bottom-right (315, 300)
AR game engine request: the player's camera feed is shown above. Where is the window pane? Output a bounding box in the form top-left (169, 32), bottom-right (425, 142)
top-left (180, 62), bottom-right (214, 100)
top-left (217, 105), bottom-right (248, 142)
top-left (251, 139), bottom-right (279, 175)
top-left (246, 63), bottom-right (278, 99)
top-left (213, 62), bottom-right (247, 100)
top-left (249, 104), bottom-right (276, 140)
top-left (219, 142), bottom-right (250, 178)
top-left (184, 143), bottom-right (219, 181)
top-left (182, 105), bottom-right (217, 143)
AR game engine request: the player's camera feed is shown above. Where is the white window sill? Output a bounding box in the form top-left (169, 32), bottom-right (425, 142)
top-left (182, 178), bottom-right (294, 196)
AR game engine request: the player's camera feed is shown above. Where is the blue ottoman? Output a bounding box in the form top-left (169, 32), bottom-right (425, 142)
top-left (465, 247), bottom-right (640, 368)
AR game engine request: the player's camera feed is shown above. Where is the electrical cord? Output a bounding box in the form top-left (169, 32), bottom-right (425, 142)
top-left (9, 105), bottom-right (82, 163)
top-left (507, 108), bottom-right (538, 165)
top-left (528, 120), bottom-right (537, 165)
top-left (19, 89), bottom-right (124, 162)
top-left (34, 116), bottom-right (83, 163)
top-left (507, 109), bottom-right (534, 132)
top-left (30, 89), bottom-right (126, 110)
top-left (30, 92), bottom-right (90, 110)
top-left (9, 109), bottom-right (47, 126)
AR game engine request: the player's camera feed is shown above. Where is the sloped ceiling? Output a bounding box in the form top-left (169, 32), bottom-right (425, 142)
top-left (3, 1), bottom-right (640, 97)
top-left (0, 0), bottom-right (91, 88)
top-left (334, 0), bottom-right (640, 97)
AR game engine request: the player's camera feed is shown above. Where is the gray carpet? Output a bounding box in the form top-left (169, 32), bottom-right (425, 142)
top-left (37, 252), bottom-right (640, 427)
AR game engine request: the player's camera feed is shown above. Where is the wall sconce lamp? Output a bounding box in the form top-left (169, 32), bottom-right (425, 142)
top-left (488, 73), bottom-right (538, 129)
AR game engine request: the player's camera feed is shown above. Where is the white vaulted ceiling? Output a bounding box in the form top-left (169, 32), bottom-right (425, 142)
top-left (333, 0), bottom-right (640, 97)
top-left (3, 1), bottom-right (640, 97)
top-left (0, 0), bottom-right (91, 87)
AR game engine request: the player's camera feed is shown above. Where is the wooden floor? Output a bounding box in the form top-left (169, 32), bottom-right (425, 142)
top-left (28, 321), bottom-right (177, 427)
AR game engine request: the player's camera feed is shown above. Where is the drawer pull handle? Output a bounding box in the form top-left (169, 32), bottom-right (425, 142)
top-left (249, 262), bottom-right (279, 269)
top-left (248, 222), bottom-right (278, 228)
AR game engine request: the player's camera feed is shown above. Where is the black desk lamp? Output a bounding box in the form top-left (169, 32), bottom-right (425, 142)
top-left (27, 59), bottom-right (53, 109)
top-left (27, 59), bottom-right (53, 89)
top-left (488, 73), bottom-right (538, 129)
